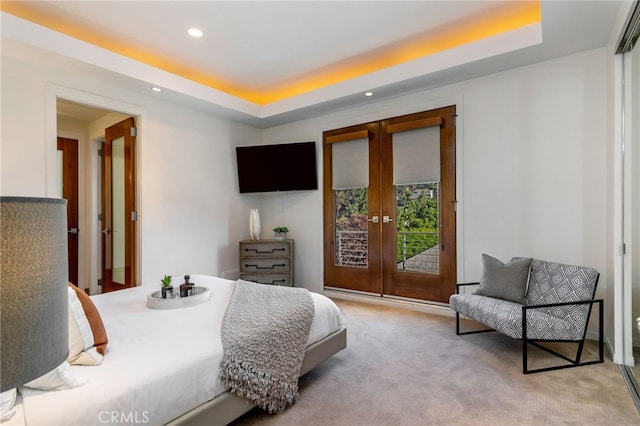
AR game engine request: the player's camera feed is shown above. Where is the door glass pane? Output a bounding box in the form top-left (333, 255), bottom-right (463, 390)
top-left (334, 187), bottom-right (368, 267)
top-left (393, 126), bottom-right (440, 274)
top-left (396, 183), bottom-right (439, 274)
top-left (332, 138), bottom-right (369, 268)
top-left (112, 135), bottom-right (125, 284)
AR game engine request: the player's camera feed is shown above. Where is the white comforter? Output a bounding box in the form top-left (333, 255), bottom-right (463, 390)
top-left (16, 275), bottom-right (342, 426)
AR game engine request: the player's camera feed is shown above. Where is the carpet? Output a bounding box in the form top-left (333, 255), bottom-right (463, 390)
top-left (231, 299), bottom-right (639, 425)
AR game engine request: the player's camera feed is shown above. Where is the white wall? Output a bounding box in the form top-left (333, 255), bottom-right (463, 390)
top-left (1, 53), bottom-right (262, 288)
top-left (262, 48), bottom-right (609, 303)
top-left (0, 45), bottom-right (611, 320)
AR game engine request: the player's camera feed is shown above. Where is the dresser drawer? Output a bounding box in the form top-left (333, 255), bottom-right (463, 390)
top-left (240, 258), bottom-right (291, 273)
top-left (239, 273), bottom-right (292, 286)
top-left (240, 241), bottom-right (291, 258)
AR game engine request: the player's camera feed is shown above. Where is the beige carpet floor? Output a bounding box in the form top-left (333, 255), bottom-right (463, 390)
top-left (231, 299), bottom-right (640, 426)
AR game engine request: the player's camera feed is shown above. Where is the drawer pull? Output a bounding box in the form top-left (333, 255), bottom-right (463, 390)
top-left (259, 279), bottom-right (286, 285)
top-left (245, 248), bottom-right (285, 254)
top-left (245, 263), bottom-right (286, 270)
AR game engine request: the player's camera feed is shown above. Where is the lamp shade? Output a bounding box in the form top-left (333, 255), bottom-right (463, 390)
top-left (1, 197), bottom-right (69, 391)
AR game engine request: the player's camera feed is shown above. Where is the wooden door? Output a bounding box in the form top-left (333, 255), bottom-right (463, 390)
top-left (101, 117), bottom-right (136, 292)
top-left (323, 122), bottom-right (382, 293)
top-left (381, 106), bottom-right (457, 302)
top-left (323, 106), bottom-right (456, 303)
top-left (57, 137), bottom-right (79, 286)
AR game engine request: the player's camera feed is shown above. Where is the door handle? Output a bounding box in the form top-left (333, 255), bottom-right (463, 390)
top-left (68, 227), bottom-right (79, 234)
top-left (367, 216), bottom-right (379, 223)
top-left (102, 228), bottom-right (111, 235)
top-left (383, 216), bottom-right (394, 223)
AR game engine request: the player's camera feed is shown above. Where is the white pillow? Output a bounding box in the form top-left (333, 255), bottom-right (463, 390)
top-left (22, 362), bottom-right (87, 391)
top-left (0, 389), bottom-right (16, 421)
top-left (67, 287), bottom-right (103, 365)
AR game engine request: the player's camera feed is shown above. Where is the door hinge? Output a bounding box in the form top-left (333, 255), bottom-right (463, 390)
top-left (98, 148), bottom-right (103, 157)
top-left (98, 213), bottom-right (103, 221)
top-left (131, 127), bottom-right (137, 137)
top-left (131, 211), bottom-right (138, 221)
top-left (623, 243), bottom-right (627, 255)
top-left (98, 278), bottom-right (103, 288)
top-left (453, 115), bottom-right (458, 126)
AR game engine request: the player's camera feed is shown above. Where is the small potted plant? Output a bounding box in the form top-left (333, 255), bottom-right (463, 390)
top-left (160, 274), bottom-right (173, 299)
top-left (273, 226), bottom-right (289, 240)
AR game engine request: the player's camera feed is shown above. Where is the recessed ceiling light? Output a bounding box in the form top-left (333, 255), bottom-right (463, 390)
top-left (151, 87), bottom-right (162, 92)
top-left (188, 28), bottom-right (203, 38)
top-left (365, 92), bottom-right (374, 97)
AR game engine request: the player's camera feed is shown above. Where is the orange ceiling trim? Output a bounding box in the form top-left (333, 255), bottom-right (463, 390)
top-left (1, 1), bottom-right (540, 105)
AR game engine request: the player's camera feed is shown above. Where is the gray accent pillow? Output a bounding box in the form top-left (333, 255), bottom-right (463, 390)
top-left (472, 254), bottom-right (533, 304)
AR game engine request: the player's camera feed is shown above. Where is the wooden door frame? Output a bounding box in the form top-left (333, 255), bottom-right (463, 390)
top-left (323, 106), bottom-right (457, 303)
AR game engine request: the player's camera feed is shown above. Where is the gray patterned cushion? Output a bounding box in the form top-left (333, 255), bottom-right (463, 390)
top-left (450, 259), bottom-right (599, 341)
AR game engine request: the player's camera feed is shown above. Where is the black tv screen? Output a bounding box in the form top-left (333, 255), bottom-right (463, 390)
top-left (236, 141), bottom-right (318, 193)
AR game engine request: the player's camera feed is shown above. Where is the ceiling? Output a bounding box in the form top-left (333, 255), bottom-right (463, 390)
top-left (0, 1), bottom-right (632, 128)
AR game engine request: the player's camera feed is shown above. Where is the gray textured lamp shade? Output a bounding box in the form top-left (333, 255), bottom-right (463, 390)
top-left (1, 197), bottom-right (69, 392)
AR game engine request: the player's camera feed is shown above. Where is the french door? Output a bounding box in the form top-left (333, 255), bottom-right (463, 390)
top-left (101, 117), bottom-right (136, 292)
top-left (323, 106), bottom-right (456, 303)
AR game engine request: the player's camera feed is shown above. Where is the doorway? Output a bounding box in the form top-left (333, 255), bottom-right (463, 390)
top-left (55, 97), bottom-right (138, 294)
top-left (323, 106), bottom-right (456, 303)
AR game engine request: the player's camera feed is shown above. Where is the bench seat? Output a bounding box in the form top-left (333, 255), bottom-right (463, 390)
top-left (449, 258), bottom-right (603, 373)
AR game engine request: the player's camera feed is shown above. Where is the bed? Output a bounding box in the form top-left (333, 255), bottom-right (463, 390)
top-left (10, 275), bottom-right (346, 426)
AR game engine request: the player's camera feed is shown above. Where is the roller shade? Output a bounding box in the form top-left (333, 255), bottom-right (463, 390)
top-left (332, 138), bottom-right (369, 189)
top-left (392, 126), bottom-right (440, 185)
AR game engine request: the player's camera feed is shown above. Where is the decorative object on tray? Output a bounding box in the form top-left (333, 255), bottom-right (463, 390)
top-left (160, 274), bottom-right (173, 299)
top-left (249, 208), bottom-right (260, 241)
top-left (147, 284), bottom-right (210, 310)
top-left (272, 226), bottom-right (289, 240)
top-left (179, 274), bottom-right (195, 297)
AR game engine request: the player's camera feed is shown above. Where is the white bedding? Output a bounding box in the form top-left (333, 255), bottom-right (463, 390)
top-left (15, 275), bottom-right (342, 426)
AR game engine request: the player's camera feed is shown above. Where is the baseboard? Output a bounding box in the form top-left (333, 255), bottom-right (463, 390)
top-left (323, 288), bottom-right (455, 318)
top-left (324, 288), bottom-right (607, 343)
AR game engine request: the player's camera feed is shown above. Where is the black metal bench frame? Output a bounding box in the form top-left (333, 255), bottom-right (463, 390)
top-left (454, 282), bottom-right (604, 374)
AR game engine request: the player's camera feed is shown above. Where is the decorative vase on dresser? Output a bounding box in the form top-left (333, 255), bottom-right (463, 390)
top-left (239, 239), bottom-right (294, 286)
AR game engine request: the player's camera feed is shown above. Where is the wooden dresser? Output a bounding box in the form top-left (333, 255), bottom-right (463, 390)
top-left (239, 239), bottom-right (294, 286)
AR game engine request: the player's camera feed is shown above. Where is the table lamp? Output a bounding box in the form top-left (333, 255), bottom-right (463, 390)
top-left (1, 197), bottom-right (69, 391)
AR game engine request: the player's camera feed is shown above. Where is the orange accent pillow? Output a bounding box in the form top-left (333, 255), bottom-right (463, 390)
top-left (68, 284), bottom-right (108, 355)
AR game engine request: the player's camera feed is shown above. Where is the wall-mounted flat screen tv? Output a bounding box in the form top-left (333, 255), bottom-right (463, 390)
top-left (236, 141), bottom-right (318, 193)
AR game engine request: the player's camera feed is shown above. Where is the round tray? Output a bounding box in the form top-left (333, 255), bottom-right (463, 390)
top-left (147, 286), bottom-right (210, 309)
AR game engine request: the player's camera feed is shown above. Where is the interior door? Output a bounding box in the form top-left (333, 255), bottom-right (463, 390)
top-left (101, 117), bottom-right (136, 292)
top-left (323, 106), bottom-right (456, 303)
top-left (57, 137), bottom-right (79, 287)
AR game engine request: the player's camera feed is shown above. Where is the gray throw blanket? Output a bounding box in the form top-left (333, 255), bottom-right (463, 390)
top-left (220, 279), bottom-right (314, 413)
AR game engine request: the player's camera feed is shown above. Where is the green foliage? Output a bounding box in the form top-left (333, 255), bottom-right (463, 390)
top-left (334, 184), bottom-right (440, 263)
top-left (334, 188), bottom-right (367, 231)
top-left (395, 183), bottom-right (439, 262)
top-left (273, 226), bottom-right (289, 233)
top-left (160, 275), bottom-right (172, 287)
